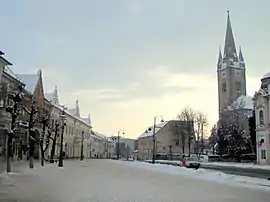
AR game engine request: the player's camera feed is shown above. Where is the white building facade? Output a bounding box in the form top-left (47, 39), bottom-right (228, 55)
top-left (46, 86), bottom-right (107, 159)
top-left (254, 73), bottom-right (270, 164)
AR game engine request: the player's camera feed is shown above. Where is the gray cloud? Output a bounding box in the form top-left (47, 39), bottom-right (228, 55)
top-left (97, 85), bottom-right (195, 103)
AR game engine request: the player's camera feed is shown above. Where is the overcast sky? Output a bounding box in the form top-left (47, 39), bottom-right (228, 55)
top-left (1, 0), bottom-right (270, 138)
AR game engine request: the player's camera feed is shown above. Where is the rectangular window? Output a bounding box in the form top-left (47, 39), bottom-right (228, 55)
top-left (236, 81), bottom-right (241, 93)
top-left (261, 150), bottom-right (266, 160)
top-left (222, 82), bottom-right (226, 92)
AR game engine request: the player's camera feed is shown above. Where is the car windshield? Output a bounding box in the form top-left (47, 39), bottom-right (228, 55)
top-left (187, 157), bottom-right (198, 161)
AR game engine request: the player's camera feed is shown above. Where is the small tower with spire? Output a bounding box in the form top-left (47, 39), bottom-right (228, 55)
top-left (75, 100), bottom-right (80, 117)
top-left (217, 10), bottom-right (247, 117)
top-left (88, 114), bottom-right (92, 126)
top-left (52, 85), bottom-right (59, 105)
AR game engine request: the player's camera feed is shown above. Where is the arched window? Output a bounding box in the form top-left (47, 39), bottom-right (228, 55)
top-left (259, 110), bottom-right (264, 125)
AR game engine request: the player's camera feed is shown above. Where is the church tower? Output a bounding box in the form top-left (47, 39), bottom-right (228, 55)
top-left (217, 11), bottom-right (247, 117)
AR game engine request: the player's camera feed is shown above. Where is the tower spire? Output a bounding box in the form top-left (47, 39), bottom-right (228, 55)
top-left (52, 85), bottom-right (59, 105)
top-left (239, 46), bottom-right (244, 62)
top-left (217, 47), bottom-right (222, 66)
top-left (223, 10), bottom-right (237, 60)
top-left (75, 100), bottom-right (80, 117)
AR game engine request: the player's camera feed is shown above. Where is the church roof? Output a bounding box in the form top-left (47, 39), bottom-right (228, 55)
top-left (223, 11), bottom-right (238, 60)
top-left (45, 86), bottom-right (59, 105)
top-left (217, 48), bottom-right (222, 66)
top-left (227, 95), bottom-right (253, 111)
top-left (239, 46), bottom-right (244, 62)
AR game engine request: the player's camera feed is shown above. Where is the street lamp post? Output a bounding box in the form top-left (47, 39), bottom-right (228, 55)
top-left (80, 131), bottom-right (84, 161)
top-left (116, 130), bottom-right (125, 160)
top-left (58, 107), bottom-right (66, 167)
top-left (50, 121), bottom-right (59, 163)
top-left (151, 115), bottom-right (164, 164)
top-left (117, 131), bottom-right (120, 160)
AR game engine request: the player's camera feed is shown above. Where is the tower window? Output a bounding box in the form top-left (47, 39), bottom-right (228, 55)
top-left (222, 82), bottom-right (226, 92)
top-left (236, 81), bottom-right (241, 93)
top-left (259, 110), bottom-right (264, 125)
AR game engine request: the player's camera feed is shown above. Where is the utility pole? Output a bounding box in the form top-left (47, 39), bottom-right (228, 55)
top-left (152, 118), bottom-right (156, 164)
top-left (117, 131), bottom-right (120, 160)
top-left (201, 124), bottom-right (204, 154)
top-left (151, 116), bottom-right (164, 164)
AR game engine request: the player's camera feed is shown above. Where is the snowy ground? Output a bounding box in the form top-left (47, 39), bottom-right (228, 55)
top-left (146, 160), bottom-right (270, 170)
top-left (203, 161), bottom-right (270, 170)
top-left (0, 160), bottom-right (269, 202)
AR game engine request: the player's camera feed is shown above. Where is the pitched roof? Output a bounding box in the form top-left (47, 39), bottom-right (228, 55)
top-left (138, 121), bottom-right (168, 138)
top-left (90, 130), bottom-right (107, 139)
top-left (3, 66), bottom-right (19, 80)
top-left (227, 95), bottom-right (253, 110)
top-left (0, 55), bottom-right (12, 65)
top-left (16, 73), bottom-right (39, 94)
top-left (223, 11), bottom-right (237, 61)
top-left (54, 104), bottom-right (92, 129)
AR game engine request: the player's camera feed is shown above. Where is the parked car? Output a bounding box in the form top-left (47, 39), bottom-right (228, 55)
top-left (182, 157), bottom-right (200, 169)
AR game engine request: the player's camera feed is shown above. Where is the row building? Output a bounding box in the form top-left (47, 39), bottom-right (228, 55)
top-left (0, 50), bottom-right (109, 161)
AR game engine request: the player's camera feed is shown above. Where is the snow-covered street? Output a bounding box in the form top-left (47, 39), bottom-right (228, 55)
top-left (1, 160), bottom-right (270, 202)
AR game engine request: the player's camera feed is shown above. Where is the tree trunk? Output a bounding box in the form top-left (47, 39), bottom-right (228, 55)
top-left (50, 137), bottom-right (57, 163)
top-left (40, 130), bottom-right (45, 166)
top-left (40, 146), bottom-right (44, 166)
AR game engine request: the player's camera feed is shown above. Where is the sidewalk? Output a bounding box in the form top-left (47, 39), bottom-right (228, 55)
top-left (0, 157), bottom-right (6, 173)
top-left (0, 158), bottom-right (30, 173)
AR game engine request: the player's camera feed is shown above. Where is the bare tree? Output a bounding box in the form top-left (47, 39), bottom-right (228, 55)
top-left (177, 106), bottom-right (196, 122)
top-left (175, 106), bottom-right (208, 156)
top-left (195, 112), bottom-right (208, 152)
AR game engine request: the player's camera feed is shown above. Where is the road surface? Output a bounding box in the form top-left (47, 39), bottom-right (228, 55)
top-left (0, 159), bottom-right (269, 202)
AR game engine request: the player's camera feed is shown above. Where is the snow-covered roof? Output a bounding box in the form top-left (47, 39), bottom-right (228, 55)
top-left (262, 72), bottom-right (270, 80)
top-left (45, 93), bottom-right (53, 101)
top-left (227, 95), bottom-right (253, 110)
top-left (54, 104), bottom-right (92, 129)
top-left (90, 130), bottom-right (107, 140)
top-left (16, 73), bottom-right (39, 94)
top-left (81, 118), bottom-right (90, 124)
top-left (67, 108), bottom-right (76, 116)
top-left (138, 121), bottom-right (168, 138)
top-left (3, 66), bottom-right (20, 80)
